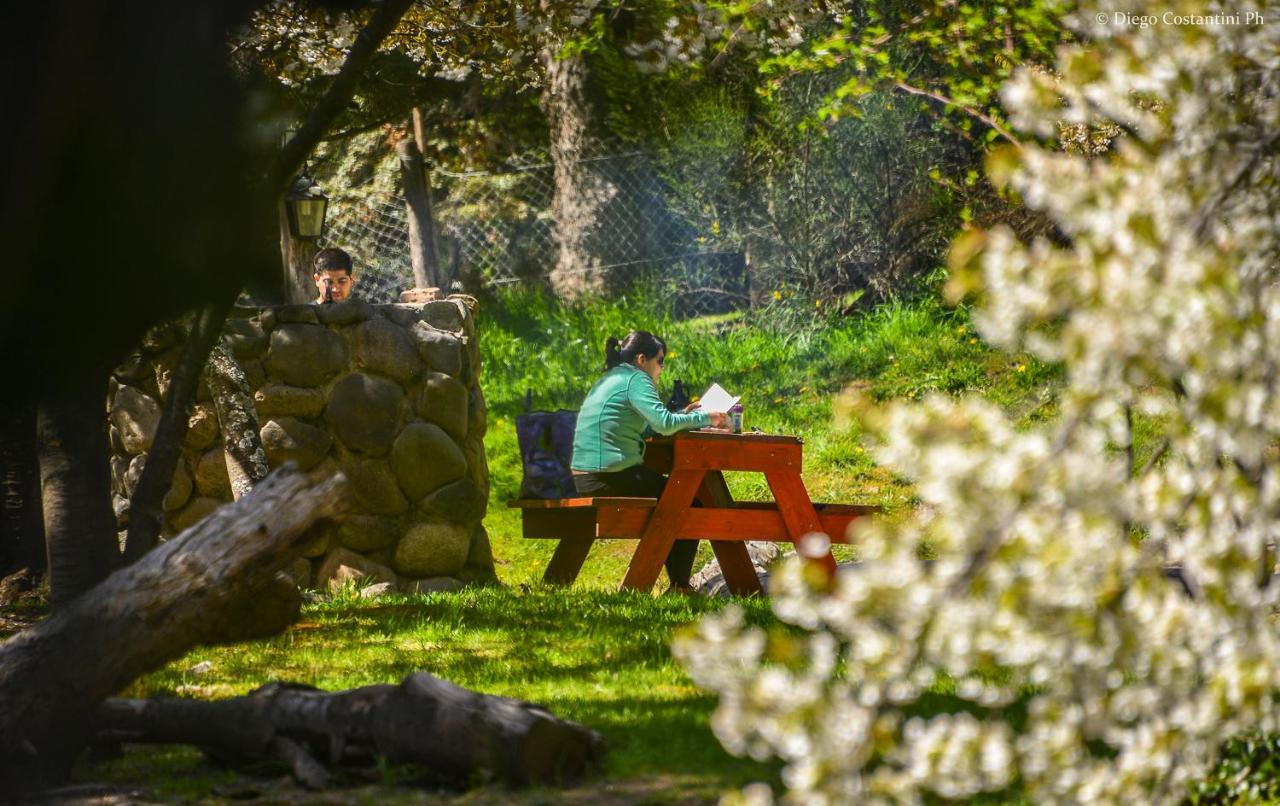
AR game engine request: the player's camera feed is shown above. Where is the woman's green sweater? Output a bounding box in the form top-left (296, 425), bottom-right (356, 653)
top-left (570, 364), bottom-right (711, 472)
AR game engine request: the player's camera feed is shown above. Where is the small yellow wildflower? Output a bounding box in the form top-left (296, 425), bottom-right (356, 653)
top-left (815, 299), bottom-right (822, 308)
top-left (666, 349), bottom-right (677, 358)
top-left (969, 337), bottom-right (978, 344)
top-left (957, 325), bottom-right (967, 334)
top-left (772, 290), bottom-right (783, 301)
top-left (1017, 364), bottom-right (1027, 373)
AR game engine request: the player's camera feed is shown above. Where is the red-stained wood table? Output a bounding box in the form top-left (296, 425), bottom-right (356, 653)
top-left (509, 430), bottom-right (875, 595)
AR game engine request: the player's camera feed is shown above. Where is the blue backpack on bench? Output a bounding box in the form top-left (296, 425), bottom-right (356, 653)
top-left (515, 391), bottom-right (577, 499)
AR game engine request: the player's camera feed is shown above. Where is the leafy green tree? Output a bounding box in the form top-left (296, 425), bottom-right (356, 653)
top-left (659, 0), bottom-right (1069, 143)
top-left (606, 0), bottom-right (1070, 304)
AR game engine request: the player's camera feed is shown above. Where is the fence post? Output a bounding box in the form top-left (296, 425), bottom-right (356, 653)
top-left (397, 137), bottom-right (440, 291)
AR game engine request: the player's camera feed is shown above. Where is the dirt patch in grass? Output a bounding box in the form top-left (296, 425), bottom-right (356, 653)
top-left (60, 744), bottom-right (730, 805)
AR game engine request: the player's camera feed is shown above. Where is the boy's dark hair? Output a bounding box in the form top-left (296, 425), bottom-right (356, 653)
top-left (605, 330), bottom-right (666, 370)
top-left (313, 247), bottom-right (353, 274)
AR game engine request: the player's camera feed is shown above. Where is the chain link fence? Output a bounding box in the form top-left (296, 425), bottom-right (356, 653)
top-left (322, 152), bottom-right (749, 317)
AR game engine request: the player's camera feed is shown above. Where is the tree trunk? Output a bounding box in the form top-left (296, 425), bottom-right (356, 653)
top-left (279, 201), bottom-right (320, 304)
top-left (397, 138), bottom-right (440, 290)
top-left (205, 342), bottom-right (268, 500)
top-left (0, 402), bottom-right (44, 577)
top-left (0, 465), bottom-right (349, 791)
top-left (36, 373), bottom-right (120, 609)
top-left (94, 672), bottom-right (605, 789)
top-left (124, 300), bottom-right (233, 562)
top-left (539, 45), bottom-right (644, 299)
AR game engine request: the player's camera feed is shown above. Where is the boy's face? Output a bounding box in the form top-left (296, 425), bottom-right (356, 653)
top-left (314, 269), bottom-right (354, 302)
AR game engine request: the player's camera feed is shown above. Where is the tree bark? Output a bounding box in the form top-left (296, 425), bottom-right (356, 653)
top-left (397, 138), bottom-right (440, 290)
top-left (279, 202), bottom-right (320, 304)
top-left (205, 342), bottom-right (268, 500)
top-left (0, 402), bottom-right (44, 577)
top-left (36, 372), bottom-right (121, 609)
top-left (94, 673), bottom-right (605, 789)
top-left (539, 43), bottom-right (647, 299)
top-left (124, 299), bottom-right (234, 563)
top-left (0, 465), bottom-right (349, 791)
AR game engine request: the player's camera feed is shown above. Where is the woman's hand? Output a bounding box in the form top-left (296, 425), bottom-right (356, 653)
top-left (707, 411), bottom-right (730, 430)
top-left (683, 402), bottom-right (700, 413)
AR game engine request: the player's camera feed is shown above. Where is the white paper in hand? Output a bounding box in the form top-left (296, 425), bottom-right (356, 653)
top-left (699, 383), bottom-right (740, 413)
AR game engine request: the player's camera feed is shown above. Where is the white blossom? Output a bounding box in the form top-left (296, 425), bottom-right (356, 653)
top-left (676, 0), bottom-right (1280, 801)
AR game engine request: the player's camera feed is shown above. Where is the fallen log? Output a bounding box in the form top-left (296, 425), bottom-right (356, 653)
top-left (94, 672), bottom-right (606, 788)
top-left (0, 464), bottom-right (350, 790)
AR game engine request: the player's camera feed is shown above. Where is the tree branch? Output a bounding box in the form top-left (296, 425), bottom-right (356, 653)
top-left (124, 300), bottom-right (233, 563)
top-left (273, 0), bottom-right (416, 191)
top-left (206, 343), bottom-right (268, 500)
top-left (894, 81), bottom-right (1022, 148)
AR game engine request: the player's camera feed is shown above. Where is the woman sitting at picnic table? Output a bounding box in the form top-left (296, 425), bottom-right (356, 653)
top-left (571, 330), bottom-right (729, 592)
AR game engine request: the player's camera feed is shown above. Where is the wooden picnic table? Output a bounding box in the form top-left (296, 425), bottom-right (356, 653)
top-left (510, 430), bottom-right (874, 595)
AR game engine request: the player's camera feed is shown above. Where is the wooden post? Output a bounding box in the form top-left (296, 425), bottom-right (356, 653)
top-left (398, 137), bottom-right (439, 291)
top-left (411, 107), bottom-right (446, 289)
top-left (278, 201), bottom-right (318, 304)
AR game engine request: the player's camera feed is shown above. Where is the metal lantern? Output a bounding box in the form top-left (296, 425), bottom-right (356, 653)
top-left (284, 173), bottom-right (329, 240)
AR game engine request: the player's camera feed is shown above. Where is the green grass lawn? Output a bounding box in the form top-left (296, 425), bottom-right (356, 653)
top-left (84, 287), bottom-right (1251, 803)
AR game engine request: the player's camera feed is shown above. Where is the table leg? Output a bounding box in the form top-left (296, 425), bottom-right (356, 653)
top-left (766, 471), bottom-right (838, 577)
top-left (621, 468), bottom-right (705, 592)
top-left (698, 473), bottom-right (764, 597)
top-left (543, 538), bottom-right (594, 586)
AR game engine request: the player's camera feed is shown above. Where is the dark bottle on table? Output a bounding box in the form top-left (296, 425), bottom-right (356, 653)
top-left (667, 380), bottom-right (689, 412)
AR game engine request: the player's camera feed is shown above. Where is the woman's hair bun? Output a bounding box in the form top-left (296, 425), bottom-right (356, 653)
top-left (604, 336), bottom-right (623, 369)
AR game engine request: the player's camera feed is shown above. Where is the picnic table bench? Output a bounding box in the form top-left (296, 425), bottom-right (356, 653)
top-left (508, 430), bottom-right (876, 595)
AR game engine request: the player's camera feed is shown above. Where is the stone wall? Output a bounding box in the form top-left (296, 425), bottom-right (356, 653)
top-left (107, 298), bottom-right (493, 593)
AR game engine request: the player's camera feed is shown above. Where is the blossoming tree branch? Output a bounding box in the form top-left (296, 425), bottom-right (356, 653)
top-left (677, 0), bottom-right (1280, 801)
